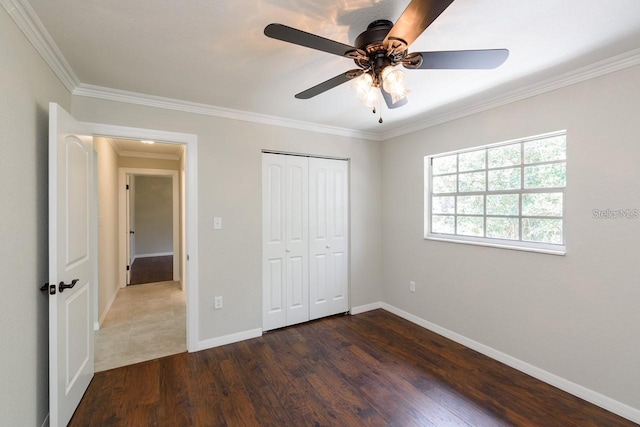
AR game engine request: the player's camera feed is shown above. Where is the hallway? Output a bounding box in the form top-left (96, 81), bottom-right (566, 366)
top-left (95, 281), bottom-right (186, 372)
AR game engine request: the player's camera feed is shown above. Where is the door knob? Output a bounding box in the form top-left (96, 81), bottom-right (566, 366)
top-left (59, 279), bottom-right (79, 293)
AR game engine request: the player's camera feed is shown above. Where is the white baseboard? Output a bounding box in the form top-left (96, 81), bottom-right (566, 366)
top-left (132, 252), bottom-right (173, 262)
top-left (350, 301), bottom-right (382, 315)
top-left (195, 328), bottom-right (262, 352)
top-left (40, 413), bottom-right (49, 427)
top-left (381, 303), bottom-right (640, 424)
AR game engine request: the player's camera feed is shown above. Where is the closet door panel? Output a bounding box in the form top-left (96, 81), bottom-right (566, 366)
top-left (329, 160), bottom-right (349, 314)
top-left (309, 158), bottom-right (349, 320)
top-left (262, 154), bottom-right (287, 331)
top-left (285, 155), bottom-right (309, 326)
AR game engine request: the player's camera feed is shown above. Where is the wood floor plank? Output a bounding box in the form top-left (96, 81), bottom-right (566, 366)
top-left (70, 310), bottom-right (637, 426)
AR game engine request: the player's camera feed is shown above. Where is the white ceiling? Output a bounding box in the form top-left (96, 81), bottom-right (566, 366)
top-left (22, 0), bottom-right (640, 136)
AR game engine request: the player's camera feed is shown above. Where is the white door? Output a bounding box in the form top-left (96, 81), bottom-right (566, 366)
top-left (284, 155), bottom-right (309, 326)
top-left (48, 103), bottom-right (95, 427)
top-left (309, 158), bottom-right (349, 320)
top-left (262, 154), bottom-right (309, 331)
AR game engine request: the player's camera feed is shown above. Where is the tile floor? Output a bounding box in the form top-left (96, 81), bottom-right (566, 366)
top-left (95, 280), bottom-right (186, 372)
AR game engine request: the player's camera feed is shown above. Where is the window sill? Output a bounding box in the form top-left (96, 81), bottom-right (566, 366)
top-left (425, 234), bottom-right (566, 256)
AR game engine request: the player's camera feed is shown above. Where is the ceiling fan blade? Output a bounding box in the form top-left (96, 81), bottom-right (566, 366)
top-left (384, 0), bottom-right (454, 51)
top-left (265, 23), bottom-right (359, 57)
top-left (295, 70), bottom-right (363, 99)
top-left (381, 87), bottom-right (408, 109)
top-left (407, 49), bottom-right (509, 69)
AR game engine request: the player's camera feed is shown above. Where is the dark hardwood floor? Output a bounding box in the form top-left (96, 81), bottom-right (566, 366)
top-left (70, 310), bottom-right (636, 426)
top-left (129, 255), bottom-right (173, 285)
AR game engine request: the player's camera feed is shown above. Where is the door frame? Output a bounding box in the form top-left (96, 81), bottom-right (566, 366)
top-left (119, 168), bottom-right (180, 286)
top-left (87, 121), bottom-right (199, 352)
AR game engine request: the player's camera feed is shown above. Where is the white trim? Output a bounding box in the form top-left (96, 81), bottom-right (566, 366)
top-left (350, 301), bottom-right (382, 315)
top-left (380, 303), bottom-right (640, 424)
top-left (382, 48), bottom-right (640, 140)
top-left (119, 168), bottom-right (179, 285)
top-left (85, 122), bottom-right (199, 353)
top-left (195, 328), bottom-right (263, 352)
top-left (73, 84), bottom-right (382, 141)
top-left (0, 0), bottom-right (79, 92)
top-left (425, 235), bottom-right (566, 255)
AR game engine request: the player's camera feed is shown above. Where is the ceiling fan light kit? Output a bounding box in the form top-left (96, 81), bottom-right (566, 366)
top-left (264, 0), bottom-right (509, 123)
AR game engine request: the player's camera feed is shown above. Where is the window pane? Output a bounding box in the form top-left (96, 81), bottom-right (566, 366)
top-left (432, 196), bottom-right (455, 214)
top-left (486, 194), bottom-right (519, 216)
top-left (522, 218), bottom-right (563, 244)
top-left (458, 171), bottom-right (485, 192)
top-left (486, 217), bottom-right (519, 240)
top-left (457, 216), bottom-right (484, 236)
top-left (458, 150), bottom-right (485, 172)
top-left (432, 215), bottom-right (455, 234)
top-left (488, 167), bottom-right (521, 191)
top-left (457, 195), bottom-right (483, 215)
top-left (522, 193), bottom-right (563, 217)
top-left (488, 144), bottom-right (520, 168)
top-left (432, 155), bottom-right (457, 175)
top-left (524, 136), bottom-right (566, 164)
top-left (433, 175), bottom-right (457, 194)
top-left (524, 163), bottom-right (566, 189)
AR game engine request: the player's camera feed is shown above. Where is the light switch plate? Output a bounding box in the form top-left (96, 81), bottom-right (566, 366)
top-left (213, 217), bottom-right (222, 229)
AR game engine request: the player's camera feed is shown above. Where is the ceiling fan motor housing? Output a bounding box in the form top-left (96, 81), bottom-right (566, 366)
top-left (354, 20), bottom-right (408, 78)
top-left (354, 20), bottom-right (393, 53)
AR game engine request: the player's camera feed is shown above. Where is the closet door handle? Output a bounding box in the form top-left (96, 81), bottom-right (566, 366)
top-left (286, 249), bottom-right (291, 253)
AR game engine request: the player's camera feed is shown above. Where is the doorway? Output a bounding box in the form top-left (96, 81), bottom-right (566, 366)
top-left (87, 124), bottom-right (198, 370)
top-left (121, 169), bottom-right (180, 286)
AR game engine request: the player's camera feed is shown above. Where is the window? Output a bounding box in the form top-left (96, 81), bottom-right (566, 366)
top-left (425, 131), bottom-right (566, 254)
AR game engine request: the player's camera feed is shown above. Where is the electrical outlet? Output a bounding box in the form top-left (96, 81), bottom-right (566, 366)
top-left (214, 296), bottom-right (223, 310)
top-left (409, 281), bottom-right (416, 292)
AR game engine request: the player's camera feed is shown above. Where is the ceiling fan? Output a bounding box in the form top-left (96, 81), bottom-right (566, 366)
top-left (264, 0), bottom-right (509, 122)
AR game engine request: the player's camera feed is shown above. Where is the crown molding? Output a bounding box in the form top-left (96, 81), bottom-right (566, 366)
top-left (73, 84), bottom-right (383, 141)
top-left (1, 0), bottom-right (80, 93)
top-left (382, 48), bottom-right (640, 140)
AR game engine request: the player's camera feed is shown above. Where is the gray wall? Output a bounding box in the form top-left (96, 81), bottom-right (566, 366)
top-left (381, 65), bottom-right (640, 410)
top-left (0, 7), bottom-right (71, 426)
top-left (71, 96), bottom-right (385, 343)
top-left (134, 175), bottom-right (173, 256)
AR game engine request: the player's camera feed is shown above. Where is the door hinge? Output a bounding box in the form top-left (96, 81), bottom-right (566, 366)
top-left (126, 265), bottom-right (130, 271)
top-left (126, 184), bottom-right (130, 190)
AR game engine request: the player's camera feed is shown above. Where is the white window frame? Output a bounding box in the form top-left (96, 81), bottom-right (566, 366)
top-left (424, 131), bottom-right (567, 255)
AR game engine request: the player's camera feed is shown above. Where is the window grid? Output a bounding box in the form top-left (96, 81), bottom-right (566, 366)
top-left (427, 132), bottom-right (566, 251)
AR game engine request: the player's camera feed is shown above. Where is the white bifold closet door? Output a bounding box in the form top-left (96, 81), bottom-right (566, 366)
top-left (262, 153), bottom-right (349, 332)
top-left (262, 153), bottom-right (309, 331)
top-left (308, 158), bottom-right (349, 320)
